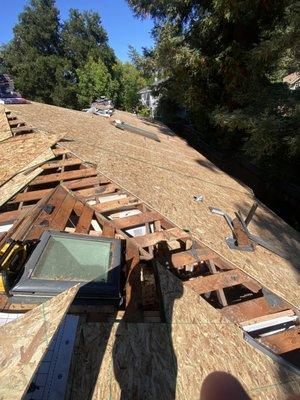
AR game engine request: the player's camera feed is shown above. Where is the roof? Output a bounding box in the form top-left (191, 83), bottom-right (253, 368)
top-left (0, 133), bottom-right (56, 184)
top-left (0, 285), bottom-right (79, 400)
top-left (67, 266), bottom-right (300, 399)
top-left (0, 106), bottom-right (63, 207)
top-left (5, 101), bottom-right (300, 308)
top-left (283, 72), bottom-right (300, 85)
top-left (1, 102), bottom-right (300, 398)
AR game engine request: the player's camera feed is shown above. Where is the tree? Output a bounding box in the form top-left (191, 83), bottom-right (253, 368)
top-left (127, 0), bottom-right (300, 184)
top-left (128, 45), bottom-right (156, 80)
top-left (61, 9), bottom-right (116, 71)
top-left (1, 2), bottom-right (117, 108)
top-left (77, 58), bottom-right (146, 111)
top-left (112, 62), bottom-right (147, 111)
top-left (59, 9), bottom-right (116, 109)
top-left (77, 57), bottom-right (113, 108)
top-left (1, 0), bottom-right (64, 104)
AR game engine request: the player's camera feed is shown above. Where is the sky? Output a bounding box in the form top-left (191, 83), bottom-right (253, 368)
top-left (0, 0), bottom-right (154, 61)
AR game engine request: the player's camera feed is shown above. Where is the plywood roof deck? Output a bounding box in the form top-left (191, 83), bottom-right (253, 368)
top-left (0, 285), bottom-right (79, 400)
top-left (0, 105), bottom-right (12, 142)
top-left (0, 107), bottom-right (65, 208)
top-left (1, 103), bottom-right (300, 399)
top-left (66, 266), bottom-right (300, 400)
top-left (5, 102), bottom-right (300, 309)
top-left (0, 135), bottom-right (299, 397)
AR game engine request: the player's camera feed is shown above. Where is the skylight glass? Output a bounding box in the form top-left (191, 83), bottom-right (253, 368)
top-left (31, 236), bottom-right (111, 282)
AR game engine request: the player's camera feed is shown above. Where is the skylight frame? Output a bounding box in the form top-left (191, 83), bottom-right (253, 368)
top-left (10, 230), bottom-right (122, 301)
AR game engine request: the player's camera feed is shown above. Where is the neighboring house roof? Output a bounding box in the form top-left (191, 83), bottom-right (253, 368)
top-left (283, 71), bottom-right (300, 85)
top-left (1, 102), bottom-right (300, 398)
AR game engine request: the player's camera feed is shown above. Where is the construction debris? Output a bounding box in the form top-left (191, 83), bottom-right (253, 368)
top-left (194, 195), bottom-right (204, 202)
top-left (209, 204), bottom-right (289, 258)
top-left (114, 119), bottom-right (161, 142)
top-left (244, 201), bottom-right (259, 226)
top-left (209, 207), bottom-right (236, 234)
top-left (235, 211), bottom-right (288, 259)
top-left (83, 96), bottom-right (114, 117)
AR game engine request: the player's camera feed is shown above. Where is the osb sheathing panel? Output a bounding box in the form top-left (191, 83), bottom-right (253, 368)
top-left (66, 267), bottom-right (300, 400)
top-left (0, 106), bottom-right (12, 142)
top-left (0, 285), bottom-right (79, 400)
top-left (0, 132), bottom-right (58, 184)
top-left (0, 144), bottom-right (54, 206)
top-left (6, 102), bottom-right (300, 307)
top-left (0, 166), bottom-right (42, 206)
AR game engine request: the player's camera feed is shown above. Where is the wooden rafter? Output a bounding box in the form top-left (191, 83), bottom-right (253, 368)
top-left (185, 269), bottom-right (253, 294)
top-left (112, 211), bottom-right (162, 230)
top-left (30, 167), bottom-right (97, 185)
top-left (221, 296), bottom-right (290, 324)
top-left (206, 259), bottom-right (228, 306)
top-left (258, 326), bottom-right (300, 354)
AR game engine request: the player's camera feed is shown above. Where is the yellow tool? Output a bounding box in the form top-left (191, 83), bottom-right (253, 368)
top-left (0, 241), bottom-right (29, 293)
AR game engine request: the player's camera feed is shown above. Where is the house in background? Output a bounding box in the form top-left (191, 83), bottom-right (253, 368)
top-left (138, 78), bottom-right (164, 118)
top-left (139, 87), bottom-right (157, 117)
top-left (139, 77), bottom-right (188, 122)
top-left (283, 72), bottom-right (300, 90)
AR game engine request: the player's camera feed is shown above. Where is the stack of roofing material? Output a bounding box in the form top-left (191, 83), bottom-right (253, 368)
top-left (0, 74), bottom-right (28, 105)
top-left (84, 97), bottom-right (114, 117)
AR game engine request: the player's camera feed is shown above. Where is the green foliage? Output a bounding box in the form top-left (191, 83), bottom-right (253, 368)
top-left (136, 105), bottom-right (151, 118)
top-left (77, 59), bottom-right (147, 111)
top-left (61, 9), bottom-right (115, 70)
top-left (0, 1), bottom-right (116, 109)
top-left (1, 0), bottom-right (146, 112)
top-left (127, 0), bottom-right (300, 184)
top-left (128, 45), bottom-right (157, 80)
top-left (1, 0), bottom-right (63, 104)
top-left (76, 57), bottom-right (113, 108)
top-left (113, 62), bottom-right (147, 111)
top-left (12, 0), bottom-right (60, 55)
